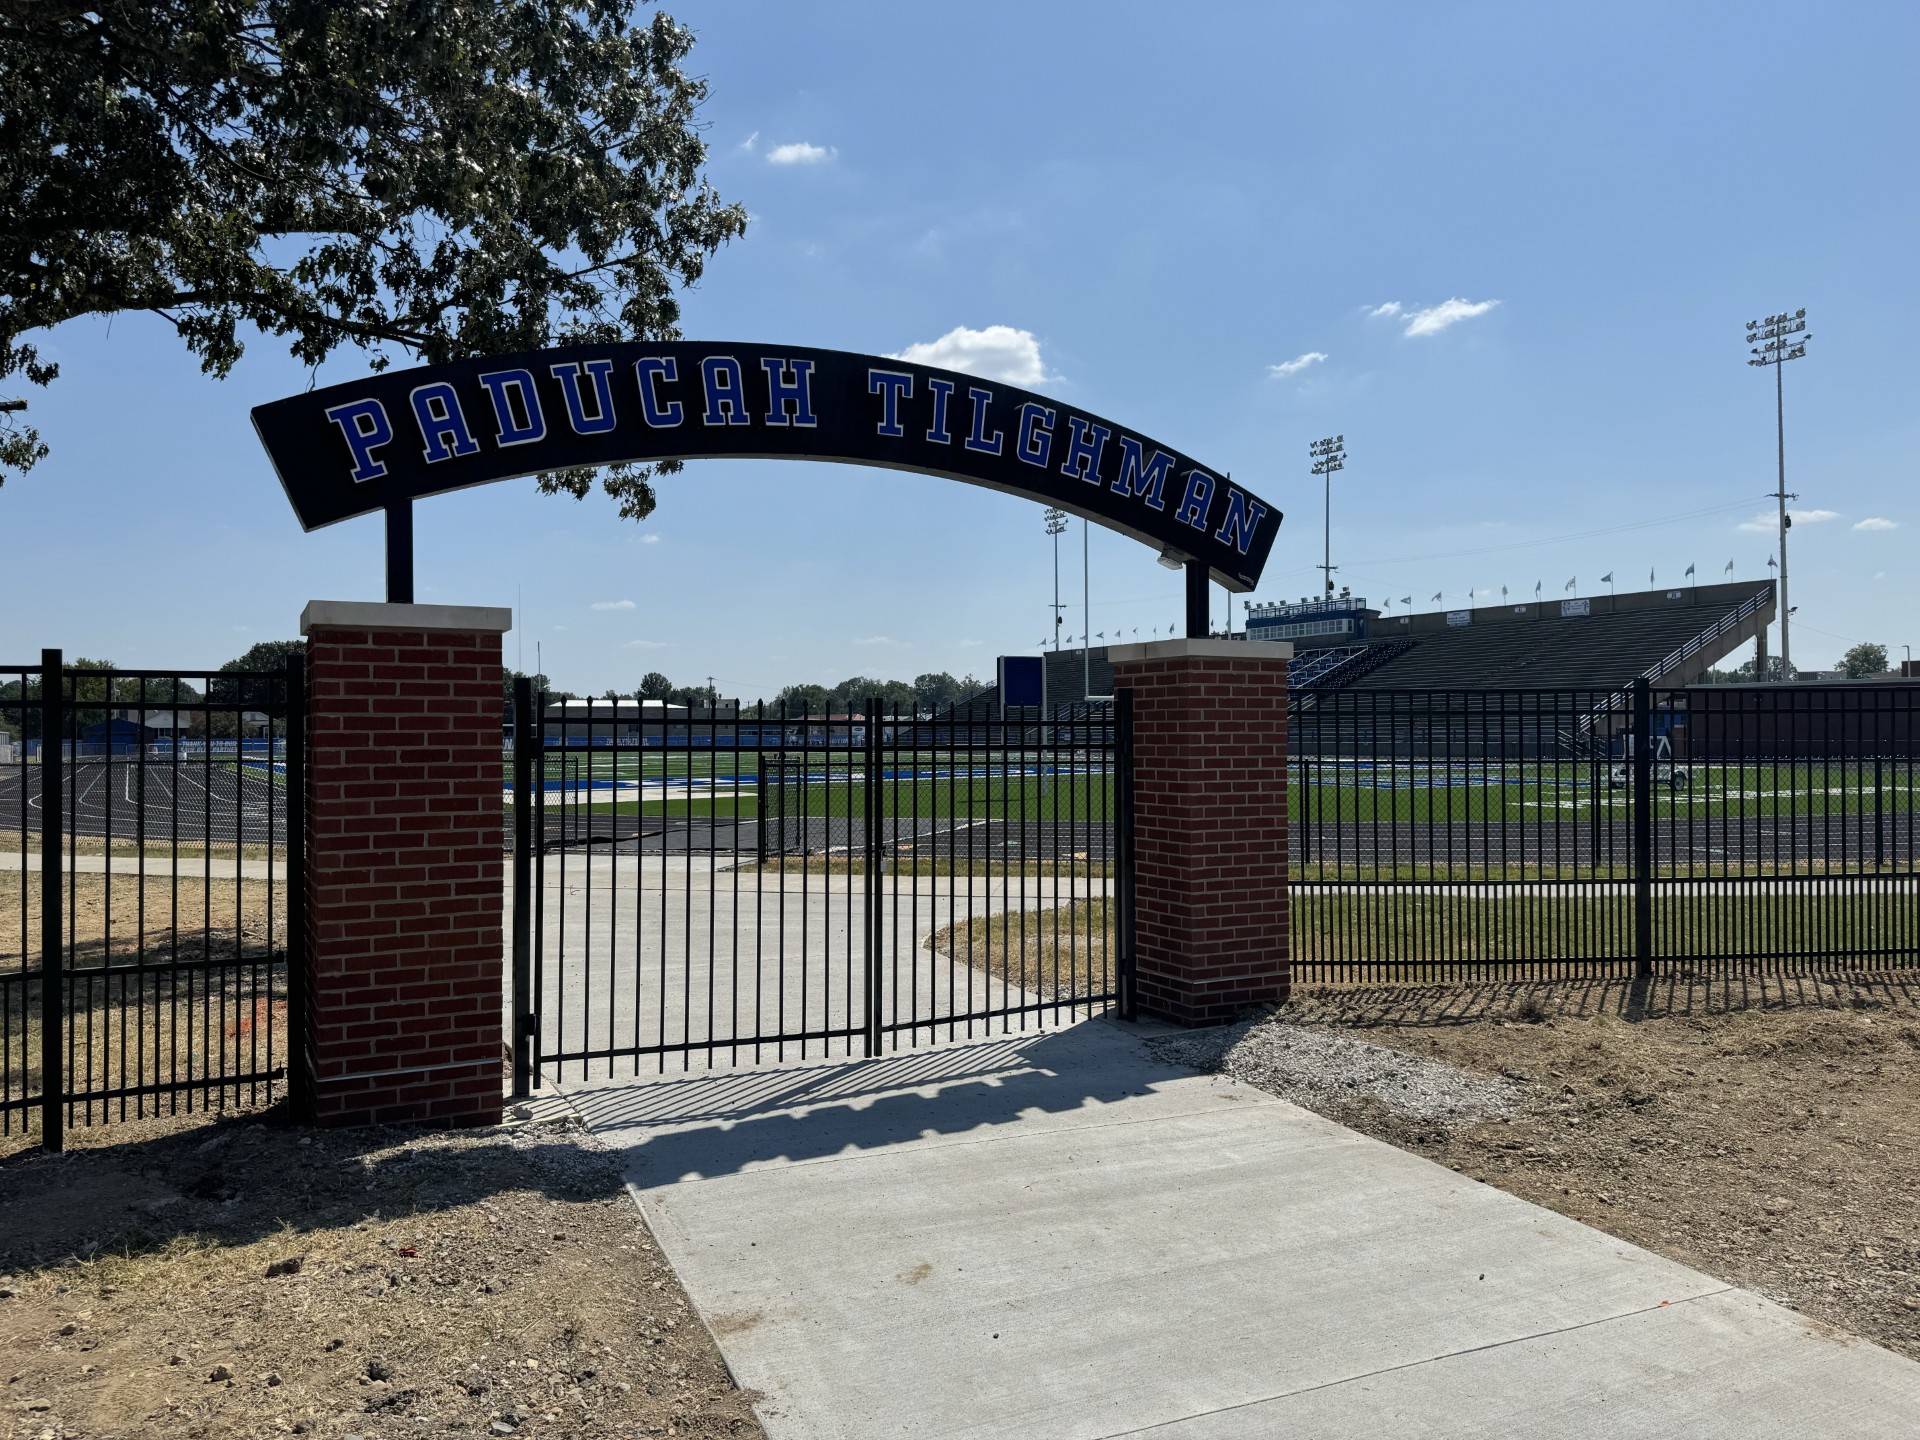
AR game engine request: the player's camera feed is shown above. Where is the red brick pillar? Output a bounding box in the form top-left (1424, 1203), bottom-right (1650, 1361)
top-left (300, 601), bottom-right (512, 1127)
top-left (1109, 638), bottom-right (1293, 1026)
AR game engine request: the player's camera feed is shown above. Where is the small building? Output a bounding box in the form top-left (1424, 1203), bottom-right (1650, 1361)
top-left (1245, 592), bottom-right (1376, 645)
top-left (80, 717), bottom-right (157, 756)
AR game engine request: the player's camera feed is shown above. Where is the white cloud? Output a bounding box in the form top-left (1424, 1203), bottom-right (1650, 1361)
top-left (852, 635), bottom-right (909, 648)
top-left (737, 130), bottom-right (759, 153)
top-left (1366, 302), bottom-right (1403, 319)
top-left (1854, 517), bottom-right (1900, 531)
top-left (767, 141), bottom-right (835, 166)
top-left (624, 638), bottom-right (669, 650)
top-left (640, 533), bottom-right (661, 545)
top-left (1267, 351), bottom-right (1328, 379)
top-left (591, 599), bottom-right (636, 611)
top-left (1738, 508), bottom-right (1840, 532)
top-left (888, 325), bottom-right (1051, 386)
top-left (959, 638), bottom-right (985, 648)
top-left (1403, 298), bottom-right (1500, 337)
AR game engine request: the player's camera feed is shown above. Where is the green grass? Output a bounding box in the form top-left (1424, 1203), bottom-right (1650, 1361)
top-left (930, 891), bottom-right (1920, 996)
top-left (514, 754), bottom-right (1917, 827)
top-left (1293, 888), bottom-right (1920, 970)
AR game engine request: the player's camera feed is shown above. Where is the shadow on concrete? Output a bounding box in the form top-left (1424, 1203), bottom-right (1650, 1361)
top-left (1288, 967), bottom-right (1920, 1029)
top-left (562, 1021), bottom-right (1200, 1186)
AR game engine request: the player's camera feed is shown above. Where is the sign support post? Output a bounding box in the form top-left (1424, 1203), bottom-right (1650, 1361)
top-left (1185, 561), bottom-right (1211, 638)
top-left (385, 499), bottom-right (414, 604)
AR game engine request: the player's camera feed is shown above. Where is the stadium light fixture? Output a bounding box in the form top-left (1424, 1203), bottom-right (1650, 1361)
top-left (1044, 507), bottom-right (1068, 651)
top-left (1747, 308), bottom-right (1810, 680)
top-left (1156, 545), bottom-right (1187, 571)
top-left (1309, 435), bottom-right (1346, 598)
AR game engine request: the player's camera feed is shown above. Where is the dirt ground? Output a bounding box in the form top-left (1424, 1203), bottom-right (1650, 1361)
top-left (0, 1110), bottom-right (763, 1440)
top-left (1280, 972), bottom-right (1920, 1363)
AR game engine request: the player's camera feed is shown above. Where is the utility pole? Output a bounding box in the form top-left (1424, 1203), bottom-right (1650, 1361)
top-left (1310, 435), bottom-right (1346, 598)
top-left (1747, 308), bottom-right (1809, 680)
top-left (1044, 507), bottom-right (1067, 652)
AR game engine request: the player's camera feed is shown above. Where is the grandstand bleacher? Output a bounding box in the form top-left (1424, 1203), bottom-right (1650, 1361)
top-left (966, 581), bottom-right (1776, 714)
top-left (1279, 580), bottom-right (1775, 692)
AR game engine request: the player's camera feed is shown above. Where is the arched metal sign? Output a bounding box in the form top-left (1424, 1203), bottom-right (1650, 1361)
top-left (252, 342), bottom-right (1281, 604)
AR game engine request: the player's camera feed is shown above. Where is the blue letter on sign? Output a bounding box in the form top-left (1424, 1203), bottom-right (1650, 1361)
top-left (964, 388), bottom-right (1004, 456)
top-left (700, 356), bottom-right (751, 426)
top-left (410, 382), bottom-right (481, 464)
top-left (926, 377), bottom-right (956, 445)
top-left (550, 359), bottom-right (618, 435)
top-left (477, 368), bottom-right (547, 447)
top-left (1111, 436), bottom-right (1173, 511)
top-left (1059, 417), bottom-right (1110, 484)
top-left (635, 357), bottom-right (683, 427)
top-left (761, 357), bottom-right (818, 427)
top-left (324, 398), bottom-right (394, 482)
top-left (868, 369), bottom-right (913, 437)
top-left (1016, 403), bottom-right (1054, 468)
top-left (1212, 489), bottom-right (1269, 555)
top-left (1175, 468), bottom-right (1217, 530)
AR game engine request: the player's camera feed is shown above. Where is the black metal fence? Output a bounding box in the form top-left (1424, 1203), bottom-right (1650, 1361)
top-left (1291, 681), bottom-right (1920, 984)
top-left (509, 690), bottom-right (1131, 1087)
top-left (1, 651), bottom-right (303, 1148)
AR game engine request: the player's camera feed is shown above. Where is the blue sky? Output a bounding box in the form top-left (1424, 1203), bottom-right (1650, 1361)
top-left (4, 1), bottom-right (1917, 691)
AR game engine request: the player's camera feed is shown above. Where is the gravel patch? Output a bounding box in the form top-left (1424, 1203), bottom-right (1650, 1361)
top-left (1151, 1016), bottom-right (1525, 1121)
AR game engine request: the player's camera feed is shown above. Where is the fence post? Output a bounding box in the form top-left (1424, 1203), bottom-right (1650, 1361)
top-left (862, 699), bottom-right (882, 1057)
top-left (38, 648), bottom-right (63, 1151)
top-left (1114, 688), bottom-right (1137, 1021)
top-left (511, 676), bottom-right (535, 1098)
top-left (1874, 752), bottom-right (1886, 871)
top-left (284, 655), bottom-right (309, 1120)
top-left (1632, 677), bottom-right (1654, 980)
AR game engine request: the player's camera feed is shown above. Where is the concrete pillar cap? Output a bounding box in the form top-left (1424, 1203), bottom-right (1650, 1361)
top-left (1108, 638), bottom-right (1293, 663)
top-left (301, 600), bottom-right (513, 635)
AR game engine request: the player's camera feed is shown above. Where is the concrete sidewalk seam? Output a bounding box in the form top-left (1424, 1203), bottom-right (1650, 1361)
top-left (1094, 1286), bottom-right (1739, 1439)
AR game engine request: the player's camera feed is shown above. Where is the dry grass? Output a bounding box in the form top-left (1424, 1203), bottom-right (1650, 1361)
top-left (0, 870), bottom-right (279, 971)
top-left (1, 872), bottom-right (286, 1135)
top-left (0, 836), bottom-right (281, 866)
top-left (928, 898), bottom-right (1114, 1000)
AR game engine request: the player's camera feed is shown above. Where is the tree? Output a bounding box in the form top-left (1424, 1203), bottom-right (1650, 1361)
top-left (911, 672), bottom-right (967, 715)
top-left (774, 683), bottom-right (830, 714)
top-left (1839, 642), bottom-right (1889, 680)
top-left (636, 672), bottom-right (675, 700)
top-left (1733, 656), bottom-right (1797, 682)
top-left (222, 639), bottom-right (305, 673)
top-left (209, 638), bottom-right (302, 717)
top-left (0, 0), bottom-right (747, 515)
top-left (501, 668), bottom-right (553, 722)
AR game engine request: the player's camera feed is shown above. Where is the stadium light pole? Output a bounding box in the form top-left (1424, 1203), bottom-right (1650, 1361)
top-left (1044, 507), bottom-right (1068, 653)
top-left (1083, 516), bottom-right (1092, 699)
top-left (1310, 435), bottom-right (1345, 598)
top-left (1747, 308), bottom-right (1809, 680)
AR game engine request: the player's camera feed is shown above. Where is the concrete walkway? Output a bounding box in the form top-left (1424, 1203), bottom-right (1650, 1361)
top-left (566, 1017), bottom-right (1920, 1439)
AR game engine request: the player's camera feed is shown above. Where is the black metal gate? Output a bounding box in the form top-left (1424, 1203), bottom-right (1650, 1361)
top-left (2, 652), bottom-right (305, 1149)
top-left (1290, 680), bottom-right (1920, 984)
top-left (509, 690), bottom-right (1132, 1087)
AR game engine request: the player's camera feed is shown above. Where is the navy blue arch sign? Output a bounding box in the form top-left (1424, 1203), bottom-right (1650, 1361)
top-left (251, 342), bottom-right (1281, 590)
